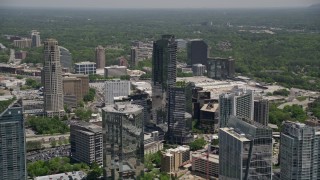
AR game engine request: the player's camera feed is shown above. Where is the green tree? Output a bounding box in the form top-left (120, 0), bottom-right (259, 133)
top-left (189, 137), bottom-right (207, 151)
top-left (50, 139), bottom-right (57, 147)
top-left (86, 162), bottom-right (103, 180)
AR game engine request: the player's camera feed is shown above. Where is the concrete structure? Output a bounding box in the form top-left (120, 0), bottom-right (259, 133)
top-left (161, 145), bottom-right (190, 174)
top-left (102, 103), bottom-right (144, 179)
top-left (118, 57), bottom-right (128, 67)
top-left (192, 87), bottom-right (211, 122)
top-left (200, 102), bottom-right (219, 133)
top-left (43, 39), bottom-right (65, 117)
top-left (70, 122), bottom-right (102, 165)
top-left (130, 47), bottom-right (138, 66)
top-left (63, 74), bottom-right (89, 107)
top-left (34, 171), bottom-right (86, 180)
top-left (168, 84), bottom-right (193, 144)
top-left (144, 131), bottom-right (164, 155)
top-left (59, 46), bottom-right (72, 72)
top-left (74, 61), bottom-right (96, 75)
top-left (0, 99), bottom-right (26, 180)
top-left (192, 63), bottom-right (206, 76)
top-left (191, 151), bottom-right (219, 179)
top-left (31, 30), bottom-right (41, 47)
top-left (152, 35), bottom-right (177, 124)
top-left (187, 39), bottom-right (208, 65)
top-left (95, 45), bottom-right (105, 69)
top-left (219, 89), bottom-right (254, 128)
top-left (104, 65), bottom-right (127, 78)
top-left (13, 38), bottom-right (31, 48)
top-left (280, 121), bottom-right (320, 180)
top-left (254, 98), bottom-right (269, 126)
top-left (207, 57), bottom-right (235, 79)
top-left (15, 51), bottom-right (27, 60)
top-left (219, 116), bottom-right (273, 180)
top-left (104, 80), bottom-right (130, 104)
top-left (22, 99), bottom-right (44, 115)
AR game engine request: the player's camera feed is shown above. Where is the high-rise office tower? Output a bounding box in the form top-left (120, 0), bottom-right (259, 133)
top-left (70, 122), bottom-right (102, 165)
top-left (31, 30), bottom-right (41, 47)
top-left (167, 84), bottom-right (193, 144)
top-left (59, 46), bottom-right (72, 72)
top-left (130, 47), bottom-right (138, 66)
top-left (102, 103), bottom-right (144, 179)
top-left (254, 98), bottom-right (269, 126)
top-left (219, 89), bottom-right (254, 128)
top-left (187, 39), bottom-right (208, 65)
top-left (43, 39), bottom-right (65, 117)
top-left (219, 116), bottom-right (273, 180)
top-left (95, 45), bottom-right (105, 69)
top-left (152, 35), bottom-right (177, 124)
top-left (0, 99), bottom-right (26, 180)
top-left (207, 57), bottom-right (235, 79)
top-left (280, 121), bottom-right (320, 180)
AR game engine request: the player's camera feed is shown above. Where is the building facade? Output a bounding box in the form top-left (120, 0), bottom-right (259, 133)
top-left (13, 39), bottom-right (32, 49)
top-left (152, 35), bottom-right (177, 124)
top-left (70, 122), bottom-right (102, 165)
top-left (43, 39), bottom-right (65, 117)
top-left (280, 121), bottom-right (320, 180)
top-left (74, 61), bottom-right (96, 75)
top-left (219, 89), bottom-right (254, 128)
top-left (161, 146), bottom-right (190, 174)
top-left (31, 30), bottom-right (41, 47)
top-left (95, 45), bottom-right (105, 69)
top-left (254, 98), bottom-right (269, 126)
top-left (104, 80), bottom-right (130, 104)
top-left (59, 46), bottom-right (73, 72)
top-left (0, 99), bottom-right (26, 180)
top-left (192, 151), bottom-right (219, 179)
top-left (192, 64), bottom-right (206, 76)
top-left (187, 39), bottom-right (208, 65)
top-left (102, 103), bottom-right (144, 179)
top-left (207, 57), bottom-right (235, 79)
top-left (63, 74), bottom-right (89, 107)
top-left (219, 116), bottom-right (273, 180)
top-left (104, 65), bottom-right (127, 78)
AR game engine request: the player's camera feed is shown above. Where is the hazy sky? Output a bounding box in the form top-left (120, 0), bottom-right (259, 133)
top-left (1, 0), bottom-right (318, 9)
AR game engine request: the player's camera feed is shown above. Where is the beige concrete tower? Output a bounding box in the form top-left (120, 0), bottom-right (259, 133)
top-left (95, 45), bottom-right (105, 69)
top-left (43, 39), bottom-right (65, 117)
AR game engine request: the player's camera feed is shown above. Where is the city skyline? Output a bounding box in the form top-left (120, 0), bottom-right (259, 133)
top-left (1, 0), bottom-right (318, 9)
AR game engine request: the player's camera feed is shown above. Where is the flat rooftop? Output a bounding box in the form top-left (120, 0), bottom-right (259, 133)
top-left (192, 152), bottom-right (219, 163)
top-left (220, 127), bottom-right (250, 142)
top-left (73, 121), bottom-right (102, 133)
top-left (75, 61), bottom-right (96, 65)
top-left (201, 103), bottom-right (218, 113)
top-left (103, 103), bottom-right (143, 114)
top-left (34, 171), bottom-right (86, 180)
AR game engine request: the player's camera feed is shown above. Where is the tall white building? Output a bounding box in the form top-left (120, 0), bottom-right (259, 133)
top-left (43, 39), bottom-right (65, 117)
top-left (74, 61), bottom-right (96, 75)
top-left (280, 121), bottom-right (320, 180)
top-left (219, 88), bottom-right (254, 128)
top-left (104, 80), bottom-right (130, 104)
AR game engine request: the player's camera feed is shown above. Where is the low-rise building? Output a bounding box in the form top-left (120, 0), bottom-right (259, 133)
top-left (192, 64), bottom-right (206, 76)
top-left (144, 131), bottom-right (164, 155)
top-left (104, 65), bottom-right (127, 78)
top-left (192, 151), bottom-right (219, 179)
top-left (13, 38), bottom-right (32, 48)
top-left (74, 61), bottom-right (96, 75)
top-left (161, 145), bottom-right (190, 174)
top-left (34, 171), bottom-right (86, 180)
top-left (15, 51), bottom-right (27, 60)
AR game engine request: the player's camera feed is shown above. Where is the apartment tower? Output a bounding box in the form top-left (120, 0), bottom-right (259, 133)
top-left (95, 45), bottom-right (105, 69)
top-left (43, 39), bottom-right (65, 117)
top-left (187, 39), bottom-right (208, 65)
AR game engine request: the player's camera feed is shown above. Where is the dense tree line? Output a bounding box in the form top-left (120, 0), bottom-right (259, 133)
top-left (83, 88), bottom-right (96, 102)
top-left (189, 137), bottom-right (207, 151)
top-left (26, 116), bottom-right (69, 135)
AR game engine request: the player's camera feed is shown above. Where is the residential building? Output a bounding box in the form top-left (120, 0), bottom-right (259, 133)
top-left (219, 89), bottom-right (254, 128)
top-left (74, 61), bottom-right (96, 75)
top-left (102, 103), bottom-right (144, 179)
top-left (130, 47), bottom-right (138, 66)
top-left (219, 116), bottom-right (273, 180)
top-left (161, 146), bottom-right (190, 174)
top-left (144, 131), bottom-right (164, 155)
top-left (70, 122), bottom-right (102, 165)
top-left (187, 39), bottom-right (208, 65)
top-left (118, 57), bottom-right (128, 67)
top-left (95, 45), bottom-right (105, 69)
top-left (63, 74), bottom-right (89, 107)
top-left (207, 57), bottom-right (235, 79)
top-left (31, 30), bottom-right (41, 47)
top-left (13, 38), bottom-right (32, 48)
top-left (280, 121), bottom-right (320, 180)
top-left (152, 35), bottom-right (177, 124)
top-left (0, 99), bottom-right (26, 180)
top-left (104, 65), bottom-right (127, 78)
top-left (192, 87), bottom-right (211, 122)
top-left (192, 63), bottom-right (206, 76)
top-left (43, 39), bottom-right (65, 117)
top-left (192, 151), bottom-right (219, 179)
top-left (254, 98), bottom-right (269, 126)
top-left (167, 84), bottom-right (193, 145)
top-left (104, 80), bottom-right (130, 104)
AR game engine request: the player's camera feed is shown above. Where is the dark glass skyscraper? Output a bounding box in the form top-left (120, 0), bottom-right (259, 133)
top-left (187, 39), bottom-right (208, 65)
top-left (102, 103), bottom-right (144, 180)
top-left (0, 99), bottom-right (26, 180)
top-left (152, 35), bottom-right (177, 124)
